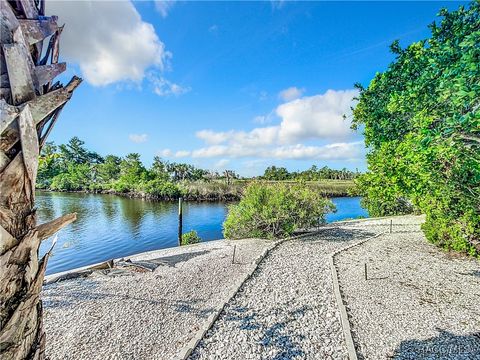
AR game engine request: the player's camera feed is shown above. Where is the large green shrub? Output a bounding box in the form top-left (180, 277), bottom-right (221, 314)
top-left (144, 179), bottom-right (182, 199)
top-left (352, 3), bottom-right (480, 256)
top-left (223, 182), bottom-right (335, 239)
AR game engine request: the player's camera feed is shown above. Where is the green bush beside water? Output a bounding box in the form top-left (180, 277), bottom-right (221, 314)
top-left (223, 182), bottom-right (335, 239)
top-left (181, 230), bottom-right (202, 245)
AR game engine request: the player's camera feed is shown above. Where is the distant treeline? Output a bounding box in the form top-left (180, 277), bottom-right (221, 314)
top-left (261, 165), bottom-right (359, 181)
top-left (37, 137), bottom-right (358, 199)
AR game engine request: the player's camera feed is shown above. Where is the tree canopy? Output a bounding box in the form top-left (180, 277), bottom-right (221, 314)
top-left (352, 3), bottom-right (480, 255)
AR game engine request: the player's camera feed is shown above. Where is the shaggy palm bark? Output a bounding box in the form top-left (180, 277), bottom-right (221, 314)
top-left (0, 0), bottom-right (81, 358)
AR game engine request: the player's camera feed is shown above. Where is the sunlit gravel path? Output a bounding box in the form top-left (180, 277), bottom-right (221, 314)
top-left (189, 225), bottom-right (378, 360)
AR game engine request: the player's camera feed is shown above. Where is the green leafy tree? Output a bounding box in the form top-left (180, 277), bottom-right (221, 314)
top-left (115, 153), bottom-right (149, 192)
top-left (150, 156), bottom-right (170, 181)
top-left (37, 142), bottom-right (61, 188)
top-left (97, 155), bottom-right (121, 184)
top-left (352, 3), bottom-right (480, 255)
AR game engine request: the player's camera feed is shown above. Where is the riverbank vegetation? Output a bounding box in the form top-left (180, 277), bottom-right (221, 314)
top-left (223, 182), bottom-right (335, 239)
top-left (37, 137), bottom-right (358, 200)
top-left (352, 3), bottom-right (479, 256)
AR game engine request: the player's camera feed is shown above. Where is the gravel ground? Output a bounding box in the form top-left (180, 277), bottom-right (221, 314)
top-left (189, 226), bottom-right (377, 360)
top-left (334, 216), bottom-right (480, 360)
top-left (42, 238), bottom-right (272, 360)
top-left (43, 215), bottom-right (478, 360)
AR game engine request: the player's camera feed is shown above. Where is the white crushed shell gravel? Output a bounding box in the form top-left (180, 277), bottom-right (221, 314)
top-left (43, 215), bottom-right (479, 360)
top-left (334, 216), bottom-right (480, 360)
top-left (189, 226), bottom-right (377, 360)
top-left (43, 238), bottom-right (272, 360)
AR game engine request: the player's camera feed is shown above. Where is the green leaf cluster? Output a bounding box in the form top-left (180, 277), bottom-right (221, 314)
top-left (223, 182), bottom-right (335, 239)
top-left (352, 3), bottom-right (480, 256)
top-left (181, 230), bottom-right (202, 246)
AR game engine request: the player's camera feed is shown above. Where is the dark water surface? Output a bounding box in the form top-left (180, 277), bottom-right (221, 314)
top-left (37, 192), bottom-right (368, 275)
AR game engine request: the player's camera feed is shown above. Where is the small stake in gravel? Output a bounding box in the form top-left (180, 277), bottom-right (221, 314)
top-left (178, 197), bottom-right (183, 246)
top-left (390, 220), bottom-right (393, 233)
top-left (364, 263), bottom-right (368, 281)
top-left (232, 245), bottom-right (237, 264)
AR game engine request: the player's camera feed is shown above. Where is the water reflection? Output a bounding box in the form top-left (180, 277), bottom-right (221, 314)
top-left (36, 192), bottom-right (367, 275)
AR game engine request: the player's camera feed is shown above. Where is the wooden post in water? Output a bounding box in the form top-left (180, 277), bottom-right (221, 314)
top-left (178, 197), bottom-right (183, 245)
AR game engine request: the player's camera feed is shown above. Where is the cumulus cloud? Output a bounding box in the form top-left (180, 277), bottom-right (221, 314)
top-left (160, 89), bottom-right (361, 161)
top-left (278, 86), bottom-right (305, 102)
top-left (158, 149), bottom-right (173, 157)
top-left (175, 150), bottom-right (191, 157)
top-left (155, 1), bottom-right (176, 18)
top-left (276, 89), bottom-right (358, 143)
top-left (149, 73), bottom-right (191, 97)
top-left (47, 1), bottom-right (171, 87)
top-left (214, 159), bottom-right (230, 169)
top-left (196, 127), bottom-right (278, 147)
top-left (188, 142), bottom-right (363, 160)
top-left (129, 133), bottom-right (148, 143)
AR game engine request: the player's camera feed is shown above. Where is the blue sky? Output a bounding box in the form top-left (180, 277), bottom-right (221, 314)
top-left (46, 1), bottom-right (466, 176)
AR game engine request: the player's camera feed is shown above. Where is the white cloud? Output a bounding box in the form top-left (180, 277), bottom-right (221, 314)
top-left (175, 150), bottom-right (191, 157)
top-left (268, 142), bottom-right (363, 160)
top-left (129, 133), bottom-right (148, 143)
top-left (149, 73), bottom-right (191, 97)
top-left (155, 1), bottom-right (176, 18)
top-left (209, 24), bottom-right (219, 33)
top-left (196, 130), bottom-right (233, 145)
top-left (276, 89), bottom-right (358, 143)
top-left (196, 89), bottom-right (357, 146)
top-left (158, 149), bottom-right (173, 157)
top-left (48, 1), bottom-right (170, 87)
top-left (278, 86), bottom-right (305, 102)
top-left (189, 141), bottom-right (363, 160)
top-left (159, 89), bottom-right (361, 161)
top-left (214, 159), bottom-right (230, 169)
top-left (196, 127), bottom-right (279, 147)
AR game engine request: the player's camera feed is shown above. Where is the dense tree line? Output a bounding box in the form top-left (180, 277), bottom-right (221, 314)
top-left (37, 137), bottom-right (235, 197)
top-left (261, 165), bottom-right (359, 181)
top-left (37, 137), bottom-right (355, 199)
top-left (352, 3), bottom-right (479, 256)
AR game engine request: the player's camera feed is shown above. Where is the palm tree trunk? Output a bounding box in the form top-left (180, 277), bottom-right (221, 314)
top-left (0, 0), bottom-right (81, 358)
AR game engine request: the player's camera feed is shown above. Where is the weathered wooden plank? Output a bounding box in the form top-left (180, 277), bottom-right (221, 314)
top-left (18, 105), bottom-right (38, 185)
top-left (0, 223), bottom-right (17, 256)
top-left (34, 63), bottom-right (66, 87)
top-left (19, 17), bottom-right (58, 46)
top-left (0, 88), bottom-right (11, 103)
top-left (0, 73), bottom-right (9, 88)
top-left (51, 26), bottom-right (63, 64)
top-left (0, 88), bottom-right (70, 151)
top-left (0, 153), bottom-right (26, 211)
top-left (19, 0), bottom-right (39, 20)
top-left (0, 150), bottom-right (9, 173)
top-left (0, 99), bottom-right (19, 134)
top-left (2, 42), bottom-right (35, 105)
top-left (0, 0), bottom-right (20, 44)
top-left (36, 213), bottom-right (76, 241)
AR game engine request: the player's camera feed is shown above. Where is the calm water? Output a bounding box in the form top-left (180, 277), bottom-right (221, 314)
top-left (37, 192), bottom-right (368, 275)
